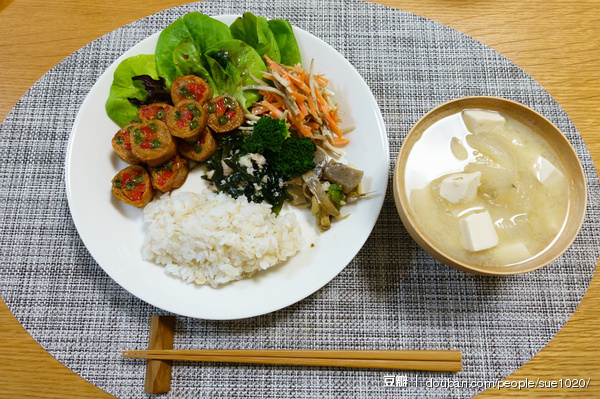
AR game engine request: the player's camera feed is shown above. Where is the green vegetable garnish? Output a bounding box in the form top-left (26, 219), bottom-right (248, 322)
top-left (105, 54), bottom-right (157, 127)
top-left (187, 103), bottom-right (195, 111)
top-left (149, 123), bottom-right (158, 132)
top-left (243, 116), bottom-right (289, 154)
top-left (192, 107), bottom-right (202, 117)
top-left (115, 136), bottom-right (124, 145)
top-left (230, 12), bottom-right (281, 64)
top-left (204, 39), bottom-right (265, 108)
top-left (193, 144), bottom-right (202, 153)
top-left (218, 115), bottom-right (229, 125)
top-left (274, 136), bottom-right (316, 179)
top-left (223, 96), bottom-right (236, 109)
top-left (156, 161), bottom-right (173, 172)
top-left (156, 109), bottom-right (165, 119)
top-left (208, 103), bottom-right (216, 113)
top-left (174, 110), bottom-right (181, 120)
top-left (327, 184), bottom-right (345, 209)
top-left (202, 132), bottom-right (289, 215)
top-left (151, 139), bottom-right (161, 149)
top-left (112, 179), bottom-right (122, 188)
top-left (133, 129), bottom-right (143, 144)
top-left (267, 19), bottom-right (302, 66)
top-left (124, 174), bottom-right (144, 191)
top-left (179, 87), bottom-right (188, 95)
top-left (155, 12), bottom-right (230, 87)
top-left (189, 120), bottom-right (199, 130)
top-left (110, 12), bottom-right (301, 128)
top-left (171, 38), bottom-right (215, 88)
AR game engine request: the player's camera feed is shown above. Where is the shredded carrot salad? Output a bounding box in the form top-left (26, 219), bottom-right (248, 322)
top-left (245, 56), bottom-right (354, 148)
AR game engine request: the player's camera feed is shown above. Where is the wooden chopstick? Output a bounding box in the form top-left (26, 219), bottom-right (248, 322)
top-left (122, 349), bottom-right (462, 372)
top-left (124, 349), bottom-right (461, 362)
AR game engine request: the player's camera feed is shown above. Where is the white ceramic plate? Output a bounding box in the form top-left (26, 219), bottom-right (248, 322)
top-left (65, 15), bottom-right (389, 319)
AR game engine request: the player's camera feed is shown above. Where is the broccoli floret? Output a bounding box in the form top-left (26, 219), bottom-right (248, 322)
top-left (242, 116), bottom-right (315, 179)
top-left (274, 137), bottom-right (316, 179)
top-left (243, 117), bottom-right (290, 154)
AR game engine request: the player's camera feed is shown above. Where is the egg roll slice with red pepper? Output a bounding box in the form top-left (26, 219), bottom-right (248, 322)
top-left (170, 75), bottom-right (213, 106)
top-left (111, 165), bottom-right (154, 207)
top-left (137, 103), bottom-right (172, 122)
top-left (111, 122), bottom-right (140, 164)
top-left (130, 120), bottom-right (177, 166)
top-left (149, 155), bottom-right (189, 193)
top-left (166, 99), bottom-right (208, 141)
top-left (207, 94), bottom-right (244, 133)
top-left (176, 128), bottom-right (217, 162)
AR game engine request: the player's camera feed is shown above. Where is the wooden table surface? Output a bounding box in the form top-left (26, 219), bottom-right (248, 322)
top-left (1, 0), bottom-right (599, 397)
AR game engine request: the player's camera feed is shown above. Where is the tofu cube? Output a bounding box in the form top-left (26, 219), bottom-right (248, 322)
top-left (535, 156), bottom-right (564, 187)
top-left (460, 211), bottom-right (499, 252)
top-left (440, 171), bottom-right (481, 203)
top-left (494, 242), bottom-right (531, 265)
top-left (462, 110), bottom-right (506, 133)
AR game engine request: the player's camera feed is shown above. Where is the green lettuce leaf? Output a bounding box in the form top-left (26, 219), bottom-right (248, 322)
top-left (267, 19), bottom-right (302, 66)
top-left (155, 12), bottom-right (231, 87)
top-left (204, 56), bottom-right (240, 99)
top-left (204, 39), bottom-right (265, 108)
top-left (183, 12), bottom-right (232, 54)
top-left (105, 54), bottom-right (157, 127)
top-left (230, 12), bottom-right (281, 64)
top-left (172, 38), bottom-right (215, 87)
top-left (155, 18), bottom-right (193, 87)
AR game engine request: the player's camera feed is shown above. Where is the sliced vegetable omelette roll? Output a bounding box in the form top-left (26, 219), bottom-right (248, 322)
top-left (130, 120), bottom-right (177, 166)
top-left (149, 155), bottom-right (189, 193)
top-left (207, 94), bottom-right (244, 133)
top-left (111, 122), bottom-right (140, 164)
top-left (165, 99), bottom-right (208, 140)
top-left (170, 75), bottom-right (213, 106)
top-left (111, 165), bottom-right (154, 207)
top-left (137, 103), bottom-right (172, 122)
top-left (176, 128), bottom-right (217, 162)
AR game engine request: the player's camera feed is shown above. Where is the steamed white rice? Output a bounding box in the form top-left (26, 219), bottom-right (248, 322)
top-left (142, 190), bottom-right (303, 287)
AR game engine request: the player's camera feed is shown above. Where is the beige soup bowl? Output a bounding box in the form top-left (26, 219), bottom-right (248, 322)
top-left (393, 96), bottom-right (587, 275)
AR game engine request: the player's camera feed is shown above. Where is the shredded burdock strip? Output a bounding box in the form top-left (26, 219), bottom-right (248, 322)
top-left (248, 56), bottom-right (353, 151)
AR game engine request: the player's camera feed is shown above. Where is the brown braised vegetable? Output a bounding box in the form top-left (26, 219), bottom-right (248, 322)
top-left (170, 75), bottom-right (213, 106)
top-left (207, 94), bottom-right (244, 133)
top-left (137, 103), bottom-right (172, 122)
top-left (111, 122), bottom-right (141, 165)
top-left (322, 160), bottom-right (364, 194)
top-left (130, 120), bottom-right (177, 166)
top-left (111, 165), bottom-right (154, 208)
top-left (176, 128), bottom-right (217, 162)
top-left (165, 99), bottom-right (208, 141)
top-left (148, 155), bottom-right (189, 193)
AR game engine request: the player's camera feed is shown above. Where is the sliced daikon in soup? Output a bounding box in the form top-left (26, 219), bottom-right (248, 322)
top-left (404, 109), bottom-right (568, 266)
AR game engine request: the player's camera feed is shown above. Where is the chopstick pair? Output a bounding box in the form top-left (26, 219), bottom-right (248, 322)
top-left (128, 316), bottom-right (462, 394)
top-left (122, 349), bottom-right (462, 372)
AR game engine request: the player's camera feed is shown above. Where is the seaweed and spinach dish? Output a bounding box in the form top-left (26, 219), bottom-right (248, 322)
top-left (106, 11), bottom-right (366, 231)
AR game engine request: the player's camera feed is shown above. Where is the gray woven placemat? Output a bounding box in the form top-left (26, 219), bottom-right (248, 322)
top-left (1, 0), bottom-right (598, 397)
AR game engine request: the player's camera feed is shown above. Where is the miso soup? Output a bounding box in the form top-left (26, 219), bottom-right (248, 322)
top-left (404, 109), bottom-right (569, 266)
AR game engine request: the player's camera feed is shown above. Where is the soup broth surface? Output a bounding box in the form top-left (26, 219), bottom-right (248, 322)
top-left (404, 109), bottom-right (569, 266)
